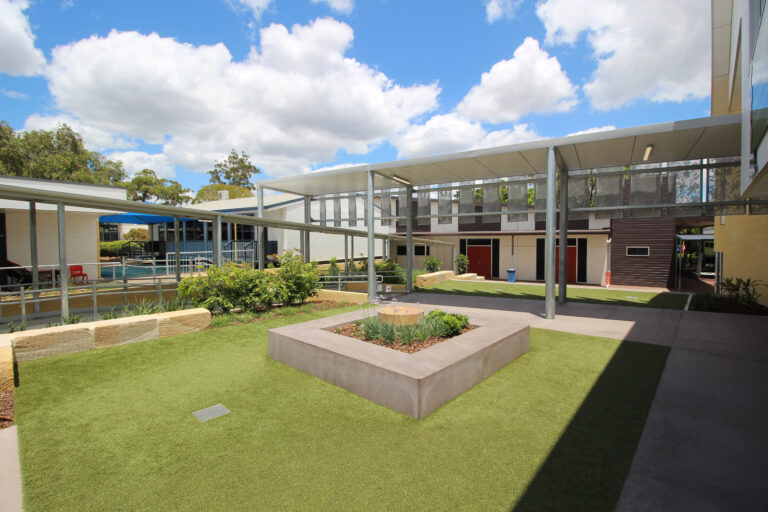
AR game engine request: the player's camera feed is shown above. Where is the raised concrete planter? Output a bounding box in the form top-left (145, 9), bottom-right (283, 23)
top-left (9, 308), bottom-right (211, 362)
top-left (268, 307), bottom-right (529, 419)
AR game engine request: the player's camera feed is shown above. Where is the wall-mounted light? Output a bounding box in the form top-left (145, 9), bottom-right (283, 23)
top-left (390, 174), bottom-right (411, 186)
top-left (643, 144), bottom-right (654, 161)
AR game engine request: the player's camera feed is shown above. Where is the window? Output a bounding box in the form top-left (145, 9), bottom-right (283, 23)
top-left (396, 245), bottom-right (407, 256)
top-left (626, 246), bottom-right (650, 257)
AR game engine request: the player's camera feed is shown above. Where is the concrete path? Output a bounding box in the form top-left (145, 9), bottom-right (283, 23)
top-left (0, 426), bottom-right (23, 512)
top-left (401, 292), bottom-right (768, 511)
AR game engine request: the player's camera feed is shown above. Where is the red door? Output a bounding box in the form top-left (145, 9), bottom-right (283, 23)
top-left (467, 246), bottom-right (492, 278)
top-left (555, 246), bottom-right (578, 283)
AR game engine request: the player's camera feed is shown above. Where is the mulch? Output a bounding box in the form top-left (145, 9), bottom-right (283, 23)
top-left (330, 322), bottom-right (475, 354)
top-left (0, 391), bottom-right (14, 429)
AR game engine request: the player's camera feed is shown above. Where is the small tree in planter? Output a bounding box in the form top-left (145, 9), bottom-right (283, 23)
top-left (327, 257), bottom-right (340, 276)
top-left (424, 256), bottom-right (442, 273)
top-left (276, 249), bottom-right (320, 305)
top-left (455, 254), bottom-right (469, 274)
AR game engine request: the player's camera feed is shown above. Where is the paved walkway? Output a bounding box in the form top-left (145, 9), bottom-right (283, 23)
top-left (401, 293), bottom-right (768, 511)
top-left (0, 426), bottom-right (22, 512)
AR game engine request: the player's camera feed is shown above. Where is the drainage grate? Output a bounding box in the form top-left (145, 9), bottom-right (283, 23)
top-left (193, 403), bottom-right (230, 422)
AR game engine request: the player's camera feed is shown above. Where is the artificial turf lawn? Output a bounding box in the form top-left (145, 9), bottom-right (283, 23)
top-left (416, 280), bottom-right (689, 310)
top-left (15, 306), bottom-right (669, 511)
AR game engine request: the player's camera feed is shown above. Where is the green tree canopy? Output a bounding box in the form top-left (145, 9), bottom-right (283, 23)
top-left (126, 169), bottom-right (191, 205)
top-left (208, 149), bottom-right (260, 189)
top-left (0, 121), bottom-right (126, 185)
top-left (193, 183), bottom-right (253, 203)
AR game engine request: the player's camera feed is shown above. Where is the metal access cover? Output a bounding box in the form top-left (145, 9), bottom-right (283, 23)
top-left (193, 403), bottom-right (230, 422)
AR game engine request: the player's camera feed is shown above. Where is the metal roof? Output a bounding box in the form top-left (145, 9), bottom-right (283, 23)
top-left (675, 234), bottom-right (715, 241)
top-left (260, 113), bottom-right (741, 196)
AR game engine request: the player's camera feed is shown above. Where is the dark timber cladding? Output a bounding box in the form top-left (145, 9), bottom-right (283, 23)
top-left (610, 217), bottom-right (677, 287)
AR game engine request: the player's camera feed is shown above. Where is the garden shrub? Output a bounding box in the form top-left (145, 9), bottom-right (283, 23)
top-left (426, 310), bottom-right (469, 337)
top-left (455, 253), bottom-right (469, 274)
top-left (424, 256), bottom-right (442, 273)
top-left (276, 249), bottom-right (319, 305)
top-left (99, 240), bottom-right (125, 257)
top-left (177, 255), bottom-right (316, 314)
top-left (356, 257), bottom-right (406, 284)
top-left (691, 276), bottom-right (767, 315)
top-left (327, 257), bottom-right (340, 276)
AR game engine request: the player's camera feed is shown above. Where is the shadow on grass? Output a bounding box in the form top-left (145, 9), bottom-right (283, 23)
top-left (511, 340), bottom-right (669, 512)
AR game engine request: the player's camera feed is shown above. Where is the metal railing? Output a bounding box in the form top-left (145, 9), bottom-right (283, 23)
top-left (0, 278), bottom-right (181, 326)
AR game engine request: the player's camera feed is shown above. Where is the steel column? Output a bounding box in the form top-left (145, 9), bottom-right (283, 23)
top-left (367, 170), bottom-right (376, 303)
top-left (344, 234), bottom-right (349, 275)
top-left (558, 163), bottom-right (568, 304)
top-left (545, 147), bottom-right (557, 319)
top-left (57, 202), bottom-right (69, 320)
top-left (28, 201), bottom-right (39, 313)
top-left (406, 185), bottom-right (413, 293)
top-left (303, 196), bottom-right (311, 261)
top-left (174, 216), bottom-right (181, 282)
top-left (257, 185), bottom-right (265, 270)
top-left (213, 215), bottom-right (222, 266)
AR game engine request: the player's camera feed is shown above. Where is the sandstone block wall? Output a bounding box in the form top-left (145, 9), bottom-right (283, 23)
top-left (415, 271), bottom-right (455, 287)
top-left (8, 308), bottom-right (211, 363)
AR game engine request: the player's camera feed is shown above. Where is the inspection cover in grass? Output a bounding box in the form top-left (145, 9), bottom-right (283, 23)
top-left (193, 404), bottom-right (230, 422)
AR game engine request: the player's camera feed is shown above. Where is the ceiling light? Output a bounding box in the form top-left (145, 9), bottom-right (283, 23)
top-left (390, 175), bottom-right (411, 186)
top-left (643, 144), bottom-right (654, 161)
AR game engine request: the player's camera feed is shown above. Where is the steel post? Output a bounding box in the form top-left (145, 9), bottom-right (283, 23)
top-left (57, 202), bottom-right (69, 321)
top-left (545, 147), bottom-right (557, 319)
top-left (28, 201), bottom-right (39, 313)
top-left (558, 163), bottom-right (568, 304)
top-left (174, 216), bottom-right (181, 282)
top-left (367, 170), bottom-right (376, 303)
top-left (406, 185), bottom-right (413, 293)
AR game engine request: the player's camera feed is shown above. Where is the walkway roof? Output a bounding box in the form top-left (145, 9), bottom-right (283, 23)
top-left (260, 114), bottom-right (741, 196)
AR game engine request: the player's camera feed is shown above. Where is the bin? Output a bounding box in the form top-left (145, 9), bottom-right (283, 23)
top-left (506, 269), bottom-right (516, 283)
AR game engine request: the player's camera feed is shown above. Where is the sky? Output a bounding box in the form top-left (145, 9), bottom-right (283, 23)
top-left (0, 0), bottom-right (712, 193)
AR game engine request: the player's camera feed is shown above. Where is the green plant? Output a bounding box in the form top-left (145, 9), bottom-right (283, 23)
top-left (276, 249), bottom-right (320, 305)
top-left (398, 325), bottom-right (415, 346)
top-left (359, 315), bottom-right (382, 340)
top-left (6, 321), bottom-right (15, 333)
top-left (327, 257), bottom-right (340, 277)
top-left (455, 254), bottom-right (469, 274)
top-left (128, 300), bottom-right (162, 316)
top-left (64, 314), bottom-right (81, 324)
top-left (380, 322), bottom-right (397, 345)
top-left (721, 277), bottom-right (763, 306)
top-left (161, 296), bottom-right (188, 312)
top-left (102, 308), bottom-right (120, 320)
top-left (424, 256), bottom-right (442, 273)
top-left (426, 309), bottom-right (469, 337)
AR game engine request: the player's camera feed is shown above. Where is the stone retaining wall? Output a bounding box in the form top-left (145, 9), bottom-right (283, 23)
top-left (415, 271), bottom-right (455, 287)
top-left (6, 308), bottom-right (211, 364)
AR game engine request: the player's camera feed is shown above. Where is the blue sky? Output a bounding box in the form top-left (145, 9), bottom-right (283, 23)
top-left (0, 0), bottom-right (711, 192)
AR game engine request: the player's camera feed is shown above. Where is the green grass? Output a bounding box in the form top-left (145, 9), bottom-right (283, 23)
top-left (15, 307), bottom-right (668, 511)
top-left (416, 280), bottom-right (688, 310)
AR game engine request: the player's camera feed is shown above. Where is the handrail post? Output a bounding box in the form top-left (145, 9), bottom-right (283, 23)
top-left (152, 257), bottom-right (157, 282)
top-left (122, 256), bottom-right (128, 307)
top-left (92, 282), bottom-right (98, 321)
top-left (20, 285), bottom-right (26, 327)
top-left (157, 279), bottom-right (163, 304)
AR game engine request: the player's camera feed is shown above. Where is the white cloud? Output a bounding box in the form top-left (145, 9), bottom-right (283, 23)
top-left (0, 0), bottom-right (46, 76)
top-left (393, 113), bottom-right (540, 159)
top-left (457, 37), bottom-right (577, 124)
top-left (311, 0), bottom-right (353, 15)
top-left (567, 125), bottom-right (615, 136)
top-left (0, 88), bottom-right (28, 99)
top-left (109, 151), bottom-right (175, 178)
top-left (41, 19), bottom-right (439, 176)
top-left (537, 0), bottom-right (710, 110)
top-left (226, 0), bottom-right (273, 19)
top-left (23, 114), bottom-right (137, 151)
top-left (485, 0), bottom-right (522, 24)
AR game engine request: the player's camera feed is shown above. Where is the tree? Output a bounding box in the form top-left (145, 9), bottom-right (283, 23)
top-left (126, 169), bottom-right (191, 205)
top-left (193, 184), bottom-right (253, 203)
top-left (208, 149), bottom-right (260, 189)
top-left (124, 228), bottom-right (149, 241)
top-left (0, 122), bottom-right (126, 185)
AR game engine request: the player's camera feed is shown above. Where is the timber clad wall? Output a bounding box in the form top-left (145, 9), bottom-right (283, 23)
top-left (610, 217), bottom-right (676, 287)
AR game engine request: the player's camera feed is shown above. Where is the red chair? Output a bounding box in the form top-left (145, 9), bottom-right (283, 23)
top-left (69, 265), bottom-right (89, 284)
